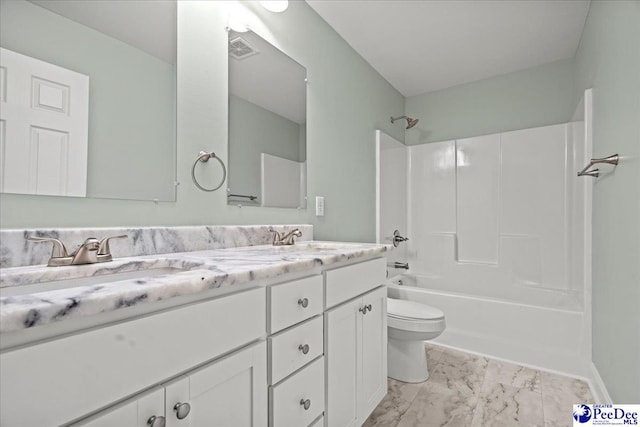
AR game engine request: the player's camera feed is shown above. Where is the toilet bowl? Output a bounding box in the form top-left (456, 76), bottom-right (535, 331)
top-left (387, 298), bottom-right (446, 383)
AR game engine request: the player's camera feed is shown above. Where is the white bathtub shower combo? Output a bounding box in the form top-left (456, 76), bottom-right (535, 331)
top-left (377, 92), bottom-right (594, 379)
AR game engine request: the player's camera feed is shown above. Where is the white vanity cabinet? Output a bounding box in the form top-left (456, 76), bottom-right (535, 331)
top-left (0, 253), bottom-right (388, 427)
top-left (324, 259), bottom-right (388, 427)
top-left (0, 287), bottom-right (267, 426)
top-left (78, 342), bottom-right (267, 427)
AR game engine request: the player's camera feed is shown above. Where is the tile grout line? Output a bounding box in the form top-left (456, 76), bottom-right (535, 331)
top-left (540, 372), bottom-right (547, 427)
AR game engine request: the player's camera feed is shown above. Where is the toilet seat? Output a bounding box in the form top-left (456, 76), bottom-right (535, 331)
top-left (387, 298), bottom-right (444, 321)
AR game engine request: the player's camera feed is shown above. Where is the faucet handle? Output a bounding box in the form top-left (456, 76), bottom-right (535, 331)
top-left (27, 236), bottom-right (69, 258)
top-left (98, 234), bottom-right (129, 261)
top-left (268, 228), bottom-right (281, 245)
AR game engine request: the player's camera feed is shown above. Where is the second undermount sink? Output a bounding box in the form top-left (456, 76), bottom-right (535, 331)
top-left (0, 267), bottom-right (185, 298)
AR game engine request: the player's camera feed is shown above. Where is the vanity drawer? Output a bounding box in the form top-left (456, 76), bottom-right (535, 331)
top-left (325, 257), bottom-right (386, 308)
top-left (268, 316), bottom-right (323, 384)
top-left (0, 287), bottom-right (266, 427)
top-left (270, 356), bottom-right (325, 427)
top-left (269, 275), bottom-right (323, 333)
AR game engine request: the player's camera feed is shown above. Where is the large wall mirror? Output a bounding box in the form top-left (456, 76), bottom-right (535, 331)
top-left (228, 30), bottom-right (307, 209)
top-left (0, 0), bottom-right (177, 201)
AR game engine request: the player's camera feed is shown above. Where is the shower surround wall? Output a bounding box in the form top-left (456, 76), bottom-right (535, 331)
top-left (408, 123), bottom-right (586, 308)
top-left (378, 121), bottom-right (590, 376)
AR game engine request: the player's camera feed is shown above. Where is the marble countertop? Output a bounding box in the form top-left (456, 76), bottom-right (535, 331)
top-left (0, 241), bottom-right (390, 334)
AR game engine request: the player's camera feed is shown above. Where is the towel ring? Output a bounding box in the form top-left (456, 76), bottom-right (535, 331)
top-left (191, 150), bottom-right (227, 192)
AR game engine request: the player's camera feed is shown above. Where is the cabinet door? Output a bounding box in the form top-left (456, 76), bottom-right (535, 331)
top-left (165, 341), bottom-right (267, 427)
top-left (325, 297), bottom-right (360, 427)
top-left (358, 286), bottom-right (387, 421)
top-left (78, 388), bottom-right (165, 427)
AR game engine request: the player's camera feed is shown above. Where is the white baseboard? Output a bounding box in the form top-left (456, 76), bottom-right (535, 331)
top-left (589, 362), bottom-right (612, 403)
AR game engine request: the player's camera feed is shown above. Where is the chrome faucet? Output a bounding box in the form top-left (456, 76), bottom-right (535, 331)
top-left (27, 235), bottom-right (128, 267)
top-left (269, 228), bottom-right (302, 246)
top-left (388, 261), bottom-right (410, 270)
top-left (71, 238), bottom-right (101, 265)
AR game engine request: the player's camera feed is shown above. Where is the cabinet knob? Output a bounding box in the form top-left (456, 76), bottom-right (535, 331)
top-left (174, 402), bottom-right (191, 420)
top-left (359, 304), bottom-right (373, 315)
top-left (147, 415), bottom-right (166, 427)
top-left (298, 298), bottom-right (309, 308)
top-left (298, 344), bottom-right (310, 354)
top-left (300, 398), bottom-right (311, 410)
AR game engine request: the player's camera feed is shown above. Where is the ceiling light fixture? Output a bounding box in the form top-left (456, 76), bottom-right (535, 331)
top-left (260, 1), bottom-right (289, 13)
top-left (227, 1), bottom-right (251, 32)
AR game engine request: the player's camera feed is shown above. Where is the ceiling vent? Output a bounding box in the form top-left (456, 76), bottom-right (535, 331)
top-left (229, 37), bottom-right (259, 60)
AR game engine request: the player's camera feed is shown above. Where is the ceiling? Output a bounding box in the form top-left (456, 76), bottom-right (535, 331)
top-left (306, 0), bottom-right (591, 97)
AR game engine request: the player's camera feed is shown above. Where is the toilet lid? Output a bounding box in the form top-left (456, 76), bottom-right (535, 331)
top-left (387, 298), bottom-right (444, 320)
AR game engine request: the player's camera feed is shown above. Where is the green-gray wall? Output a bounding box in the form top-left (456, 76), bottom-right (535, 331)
top-left (574, 0), bottom-right (640, 403)
top-left (228, 94), bottom-right (302, 205)
top-left (0, 1), bottom-right (405, 242)
top-left (405, 58), bottom-right (575, 144)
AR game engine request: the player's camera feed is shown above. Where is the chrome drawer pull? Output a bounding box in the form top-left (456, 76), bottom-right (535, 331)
top-left (298, 298), bottom-right (309, 308)
top-left (147, 415), bottom-right (166, 427)
top-left (174, 402), bottom-right (191, 420)
top-left (300, 398), bottom-right (311, 410)
top-left (298, 344), bottom-right (310, 354)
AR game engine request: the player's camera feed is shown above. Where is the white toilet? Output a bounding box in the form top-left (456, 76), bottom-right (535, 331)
top-left (387, 298), bottom-right (446, 383)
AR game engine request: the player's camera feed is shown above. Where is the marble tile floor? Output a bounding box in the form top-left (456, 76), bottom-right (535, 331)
top-left (364, 344), bottom-right (593, 427)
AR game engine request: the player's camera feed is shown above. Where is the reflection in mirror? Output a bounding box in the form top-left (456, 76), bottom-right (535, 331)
top-left (228, 30), bottom-right (307, 209)
top-left (0, 0), bottom-right (176, 201)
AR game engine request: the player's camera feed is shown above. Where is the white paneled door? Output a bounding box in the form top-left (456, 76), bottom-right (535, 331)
top-left (0, 47), bottom-right (89, 197)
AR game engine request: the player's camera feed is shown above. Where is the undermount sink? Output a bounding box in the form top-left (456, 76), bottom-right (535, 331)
top-left (0, 267), bottom-right (184, 298)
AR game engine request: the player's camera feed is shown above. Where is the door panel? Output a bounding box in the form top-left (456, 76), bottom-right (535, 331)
top-left (359, 287), bottom-right (387, 421)
top-left (165, 341), bottom-right (267, 427)
top-left (325, 298), bottom-right (360, 427)
top-left (0, 47), bottom-right (88, 196)
top-left (78, 388), bottom-right (164, 427)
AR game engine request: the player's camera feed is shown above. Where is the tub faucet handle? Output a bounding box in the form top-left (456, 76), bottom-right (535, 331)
top-left (392, 230), bottom-right (409, 247)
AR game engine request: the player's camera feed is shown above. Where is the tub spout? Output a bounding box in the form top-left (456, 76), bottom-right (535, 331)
top-left (389, 262), bottom-right (409, 270)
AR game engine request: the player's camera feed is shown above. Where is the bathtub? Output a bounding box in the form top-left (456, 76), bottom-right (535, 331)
top-left (387, 273), bottom-right (590, 377)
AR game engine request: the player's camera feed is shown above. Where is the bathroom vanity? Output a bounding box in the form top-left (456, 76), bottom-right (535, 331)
top-left (0, 225), bottom-right (389, 427)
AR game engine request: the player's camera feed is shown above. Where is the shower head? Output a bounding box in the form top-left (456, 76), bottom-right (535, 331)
top-left (391, 115), bottom-right (419, 129)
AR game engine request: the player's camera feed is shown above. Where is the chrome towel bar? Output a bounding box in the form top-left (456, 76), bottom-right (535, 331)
top-left (227, 193), bottom-right (257, 201)
top-left (578, 153), bottom-right (619, 178)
